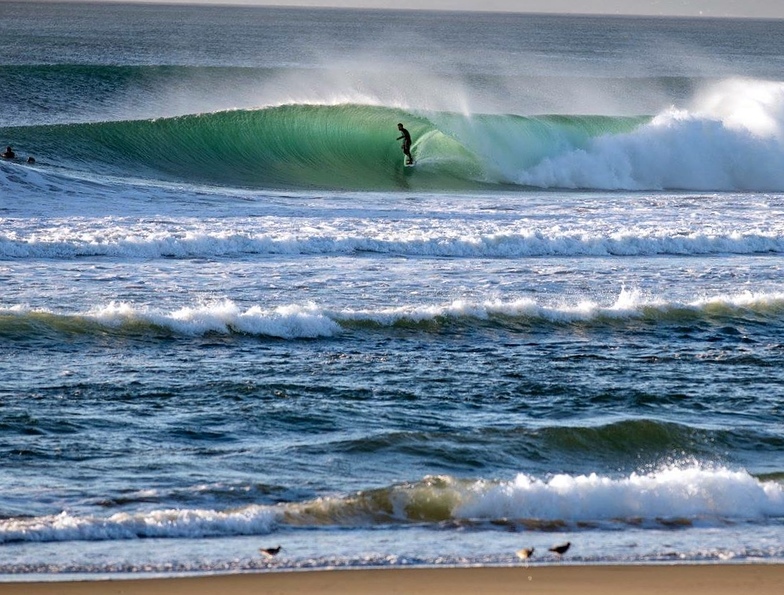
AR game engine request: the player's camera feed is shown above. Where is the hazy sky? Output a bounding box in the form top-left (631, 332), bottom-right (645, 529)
top-left (89, 1), bottom-right (784, 19)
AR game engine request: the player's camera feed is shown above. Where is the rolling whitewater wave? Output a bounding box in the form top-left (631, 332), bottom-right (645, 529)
top-left (0, 465), bottom-right (781, 544)
top-left (3, 291), bottom-right (783, 340)
top-left (2, 221), bottom-right (784, 259)
top-left (3, 78), bottom-right (784, 191)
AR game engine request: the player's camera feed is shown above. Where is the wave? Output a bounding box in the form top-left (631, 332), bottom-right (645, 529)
top-left (2, 291), bottom-right (784, 340)
top-left (3, 78), bottom-right (784, 191)
top-left (450, 465), bottom-right (784, 527)
top-left (0, 464), bottom-right (781, 543)
top-left (0, 507), bottom-right (277, 543)
top-left (0, 103), bottom-right (641, 191)
top-left (3, 221), bottom-right (784, 259)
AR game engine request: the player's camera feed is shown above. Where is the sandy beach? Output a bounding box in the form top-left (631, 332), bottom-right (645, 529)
top-left (1, 564), bottom-right (782, 595)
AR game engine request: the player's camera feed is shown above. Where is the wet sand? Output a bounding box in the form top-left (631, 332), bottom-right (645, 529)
top-left (1, 564), bottom-right (782, 595)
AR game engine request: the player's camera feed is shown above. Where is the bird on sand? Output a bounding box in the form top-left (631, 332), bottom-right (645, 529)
top-left (515, 547), bottom-right (535, 561)
top-left (548, 542), bottom-right (571, 556)
top-left (260, 545), bottom-right (282, 557)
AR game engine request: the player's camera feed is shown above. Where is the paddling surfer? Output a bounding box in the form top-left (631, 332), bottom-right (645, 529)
top-left (1, 146), bottom-right (35, 163)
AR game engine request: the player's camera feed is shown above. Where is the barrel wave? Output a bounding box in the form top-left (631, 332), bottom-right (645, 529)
top-left (6, 104), bottom-right (645, 191)
top-left (8, 79), bottom-right (784, 192)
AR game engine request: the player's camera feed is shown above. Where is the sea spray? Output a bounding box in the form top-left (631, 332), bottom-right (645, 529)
top-left (516, 79), bottom-right (784, 191)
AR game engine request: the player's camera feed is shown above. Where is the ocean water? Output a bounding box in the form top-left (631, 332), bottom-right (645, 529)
top-left (1, 1), bottom-right (784, 577)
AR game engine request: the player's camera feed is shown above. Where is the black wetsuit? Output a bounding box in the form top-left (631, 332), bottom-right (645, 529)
top-left (397, 127), bottom-right (413, 164)
top-left (1, 148), bottom-right (15, 159)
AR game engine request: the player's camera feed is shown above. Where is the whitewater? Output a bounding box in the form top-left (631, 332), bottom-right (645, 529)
top-left (1, 2), bottom-right (783, 576)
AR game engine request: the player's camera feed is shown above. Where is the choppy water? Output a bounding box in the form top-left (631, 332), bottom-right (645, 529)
top-left (1, 2), bottom-right (783, 576)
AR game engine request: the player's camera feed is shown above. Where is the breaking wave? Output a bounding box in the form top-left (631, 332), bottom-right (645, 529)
top-left (3, 222), bottom-right (784, 259)
top-left (1, 464), bottom-right (781, 543)
top-left (2, 290), bottom-right (783, 340)
top-left (3, 78), bottom-right (784, 191)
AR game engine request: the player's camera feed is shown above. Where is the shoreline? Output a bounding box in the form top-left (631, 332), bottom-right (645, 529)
top-left (1, 563), bottom-right (782, 594)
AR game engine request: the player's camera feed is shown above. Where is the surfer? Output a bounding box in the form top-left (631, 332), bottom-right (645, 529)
top-left (396, 123), bottom-right (414, 165)
top-left (1, 146), bottom-right (15, 159)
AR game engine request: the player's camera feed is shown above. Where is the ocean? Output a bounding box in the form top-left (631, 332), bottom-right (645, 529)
top-left (1, 1), bottom-right (783, 577)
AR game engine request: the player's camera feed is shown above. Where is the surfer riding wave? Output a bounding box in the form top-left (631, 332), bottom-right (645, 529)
top-left (397, 123), bottom-right (414, 165)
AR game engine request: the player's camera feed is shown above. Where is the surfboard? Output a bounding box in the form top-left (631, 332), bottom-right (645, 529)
top-left (404, 159), bottom-right (415, 167)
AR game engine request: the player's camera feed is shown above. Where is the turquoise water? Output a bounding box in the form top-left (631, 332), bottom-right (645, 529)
top-left (1, 2), bottom-right (783, 575)
top-left (3, 106), bottom-right (648, 190)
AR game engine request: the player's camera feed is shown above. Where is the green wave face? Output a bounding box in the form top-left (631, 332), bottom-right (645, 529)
top-left (10, 104), bottom-right (647, 191)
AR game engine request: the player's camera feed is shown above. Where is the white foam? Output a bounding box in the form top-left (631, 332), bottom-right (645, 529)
top-left (457, 465), bottom-right (784, 523)
top-left (4, 290), bottom-right (784, 338)
top-left (338, 289), bottom-right (784, 326)
top-left (516, 78), bottom-right (784, 191)
top-left (91, 300), bottom-right (342, 339)
top-left (0, 505), bottom-right (276, 543)
top-left (3, 224), bottom-right (784, 259)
